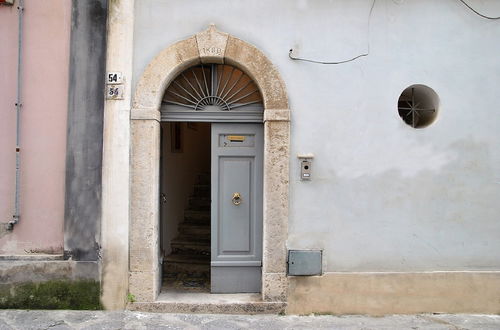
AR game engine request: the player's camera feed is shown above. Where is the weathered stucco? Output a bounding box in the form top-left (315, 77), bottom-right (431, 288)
top-left (0, 0), bottom-right (71, 255)
top-left (130, 0), bottom-right (500, 314)
top-left (100, 0), bottom-right (135, 310)
top-left (0, 259), bottom-right (100, 310)
top-left (287, 272), bottom-right (500, 315)
top-left (93, 0), bottom-right (500, 314)
top-left (65, 0), bottom-right (108, 262)
top-left (132, 0), bottom-right (500, 275)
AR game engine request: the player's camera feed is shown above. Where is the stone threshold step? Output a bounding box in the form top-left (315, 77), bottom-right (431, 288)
top-left (128, 301), bottom-right (286, 314)
top-left (128, 292), bottom-right (286, 314)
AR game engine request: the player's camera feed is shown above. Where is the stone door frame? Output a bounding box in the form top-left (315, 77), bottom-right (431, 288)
top-left (129, 25), bottom-right (290, 302)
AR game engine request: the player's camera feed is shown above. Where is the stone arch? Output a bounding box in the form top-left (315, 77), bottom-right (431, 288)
top-left (133, 25), bottom-right (288, 111)
top-left (129, 25), bottom-right (290, 303)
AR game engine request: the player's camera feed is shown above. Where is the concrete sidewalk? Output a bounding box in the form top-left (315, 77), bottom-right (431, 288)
top-left (0, 311), bottom-right (499, 330)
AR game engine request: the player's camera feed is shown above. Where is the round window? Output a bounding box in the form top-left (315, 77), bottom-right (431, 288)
top-left (398, 85), bottom-right (439, 128)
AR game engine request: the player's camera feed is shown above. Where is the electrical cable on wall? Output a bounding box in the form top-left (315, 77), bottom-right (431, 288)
top-left (289, 0), bottom-right (499, 65)
top-left (289, 0), bottom-right (376, 65)
top-left (458, 0), bottom-right (500, 20)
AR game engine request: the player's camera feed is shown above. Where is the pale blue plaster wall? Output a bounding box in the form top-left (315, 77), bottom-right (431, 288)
top-left (132, 0), bottom-right (500, 272)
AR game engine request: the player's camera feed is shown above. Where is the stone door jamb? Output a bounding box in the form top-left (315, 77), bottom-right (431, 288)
top-left (129, 25), bottom-right (290, 302)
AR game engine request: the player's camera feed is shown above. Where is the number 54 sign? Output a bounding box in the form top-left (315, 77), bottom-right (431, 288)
top-left (106, 72), bottom-right (124, 100)
top-left (107, 72), bottom-right (123, 84)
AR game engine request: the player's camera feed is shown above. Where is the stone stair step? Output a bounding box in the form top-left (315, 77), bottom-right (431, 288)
top-left (129, 300), bottom-right (287, 314)
top-left (163, 175), bottom-right (212, 286)
top-left (186, 205), bottom-right (210, 212)
top-left (164, 253), bottom-right (210, 265)
top-left (171, 236), bottom-right (209, 246)
top-left (184, 210), bottom-right (210, 224)
top-left (164, 255), bottom-right (210, 274)
top-left (171, 235), bottom-right (210, 254)
top-left (163, 262), bottom-right (210, 282)
top-left (171, 245), bottom-right (210, 255)
top-left (163, 263), bottom-right (209, 277)
top-left (187, 197), bottom-right (211, 211)
top-left (172, 244), bottom-right (210, 255)
top-left (196, 173), bottom-right (210, 185)
top-left (189, 196), bottom-right (210, 204)
top-left (178, 223), bottom-right (210, 236)
top-left (192, 184), bottom-right (210, 197)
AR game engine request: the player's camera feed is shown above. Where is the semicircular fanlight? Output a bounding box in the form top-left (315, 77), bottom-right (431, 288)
top-left (162, 64), bottom-right (263, 112)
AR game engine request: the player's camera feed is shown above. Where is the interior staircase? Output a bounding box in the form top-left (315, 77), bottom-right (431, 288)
top-left (163, 173), bottom-right (210, 291)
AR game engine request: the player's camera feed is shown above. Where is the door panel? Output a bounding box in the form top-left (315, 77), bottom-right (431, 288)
top-left (211, 123), bottom-right (263, 293)
top-left (220, 157), bottom-right (252, 252)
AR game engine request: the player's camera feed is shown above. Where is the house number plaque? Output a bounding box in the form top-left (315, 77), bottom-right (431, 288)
top-left (106, 85), bottom-right (124, 100)
top-left (106, 71), bottom-right (124, 100)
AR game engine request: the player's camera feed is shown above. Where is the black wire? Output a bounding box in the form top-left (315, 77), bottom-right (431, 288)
top-left (289, 0), bottom-right (376, 65)
top-left (288, 50), bottom-right (369, 65)
top-left (458, 0), bottom-right (500, 20)
top-left (289, 0), bottom-right (500, 65)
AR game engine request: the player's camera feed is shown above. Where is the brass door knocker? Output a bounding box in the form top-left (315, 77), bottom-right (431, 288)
top-left (232, 192), bottom-right (242, 205)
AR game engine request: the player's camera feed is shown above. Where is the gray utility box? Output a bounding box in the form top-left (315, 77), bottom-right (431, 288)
top-left (287, 250), bottom-right (322, 276)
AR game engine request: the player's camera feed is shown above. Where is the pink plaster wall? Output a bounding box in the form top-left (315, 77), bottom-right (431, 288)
top-left (0, 0), bottom-right (71, 254)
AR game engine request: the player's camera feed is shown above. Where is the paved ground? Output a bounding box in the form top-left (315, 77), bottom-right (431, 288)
top-left (0, 310), bottom-right (499, 329)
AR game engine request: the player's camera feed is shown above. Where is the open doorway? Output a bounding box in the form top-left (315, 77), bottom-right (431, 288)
top-left (157, 63), bottom-right (267, 295)
top-left (160, 121), bottom-right (211, 292)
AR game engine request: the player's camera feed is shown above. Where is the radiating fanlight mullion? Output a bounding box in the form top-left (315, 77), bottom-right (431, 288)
top-left (163, 64), bottom-right (262, 112)
top-left (167, 89), bottom-right (198, 106)
top-left (200, 64), bottom-right (211, 99)
top-left (181, 73), bottom-right (204, 100)
top-left (227, 89), bottom-right (259, 106)
top-left (215, 64), bottom-right (224, 97)
top-left (191, 68), bottom-right (207, 98)
top-left (225, 79), bottom-right (252, 103)
top-left (172, 80), bottom-right (198, 104)
top-left (218, 66), bottom-right (234, 99)
top-left (165, 100), bottom-right (196, 109)
top-left (229, 100), bottom-right (262, 109)
top-left (220, 71), bottom-right (244, 101)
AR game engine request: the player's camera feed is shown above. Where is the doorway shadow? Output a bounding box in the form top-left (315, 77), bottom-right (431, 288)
top-left (160, 122), bottom-right (211, 293)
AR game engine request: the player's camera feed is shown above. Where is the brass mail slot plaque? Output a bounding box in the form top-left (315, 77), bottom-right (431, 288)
top-left (228, 135), bottom-right (245, 142)
top-left (219, 134), bottom-right (254, 147)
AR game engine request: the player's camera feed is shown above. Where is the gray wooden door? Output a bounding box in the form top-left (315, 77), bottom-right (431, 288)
top-left (211, 123), bottom-right (263, 293)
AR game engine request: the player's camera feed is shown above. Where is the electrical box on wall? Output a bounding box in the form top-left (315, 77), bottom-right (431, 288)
top-left (0, 0), bottom-right (14, 5)
top-left (288, 250), bottom-right (322, 276)
top-left (298, 154), bottom-right (314, 181)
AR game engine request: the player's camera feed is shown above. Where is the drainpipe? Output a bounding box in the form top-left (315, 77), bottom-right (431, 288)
top-left (7, 0), bottom-right (24, 231)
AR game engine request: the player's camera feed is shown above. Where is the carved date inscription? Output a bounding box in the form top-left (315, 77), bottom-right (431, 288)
top-left (202, 46), bottom-right (222, 56)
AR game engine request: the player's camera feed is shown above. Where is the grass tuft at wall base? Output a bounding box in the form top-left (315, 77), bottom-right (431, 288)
top-left (0, 280), bottom-right (102, 310)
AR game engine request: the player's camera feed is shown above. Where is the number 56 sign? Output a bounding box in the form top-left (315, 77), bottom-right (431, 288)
top-left (106, 85), bottom-right (124, 100)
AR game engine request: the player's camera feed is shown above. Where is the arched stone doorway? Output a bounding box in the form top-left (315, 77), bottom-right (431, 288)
top-left (129, 25), bottom-right (290, 302)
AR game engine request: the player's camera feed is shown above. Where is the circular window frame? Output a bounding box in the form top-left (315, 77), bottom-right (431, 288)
top-left (397, 84), bottom-right (440, 129)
